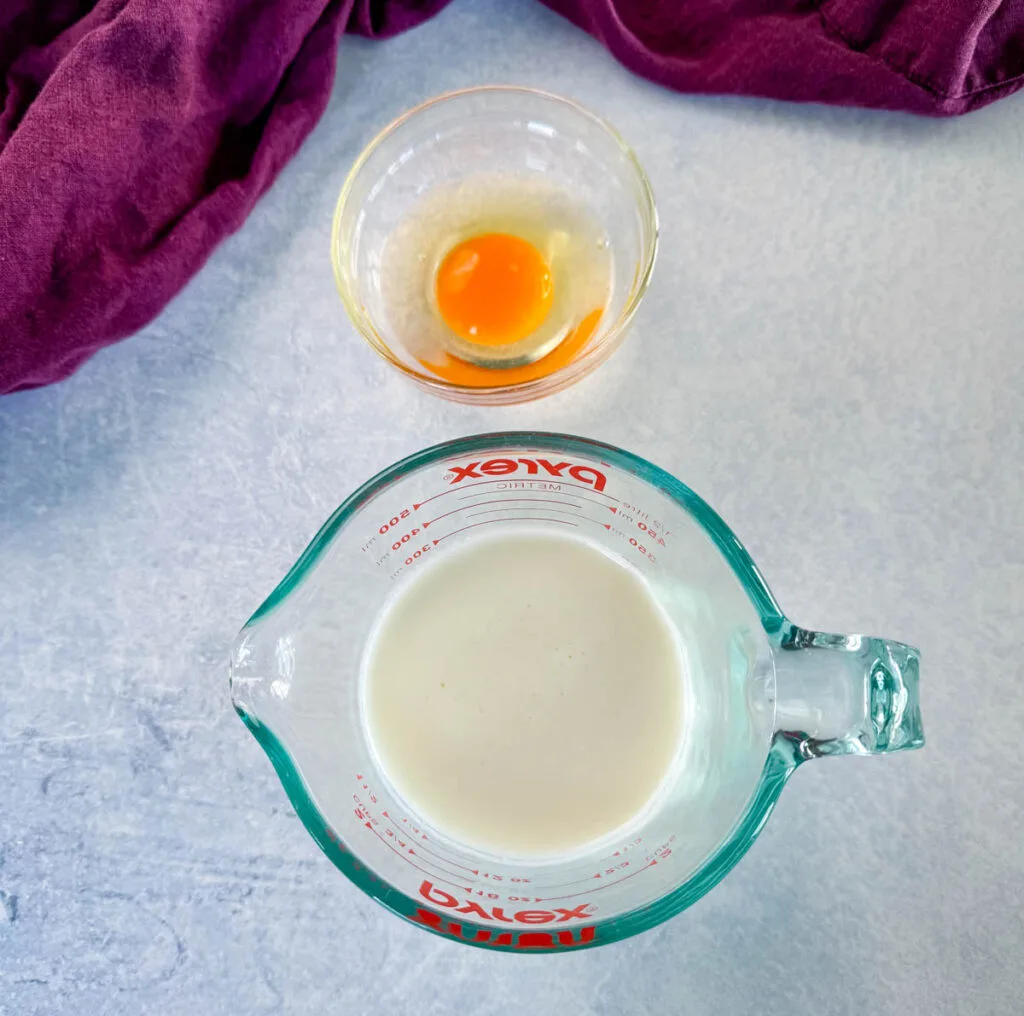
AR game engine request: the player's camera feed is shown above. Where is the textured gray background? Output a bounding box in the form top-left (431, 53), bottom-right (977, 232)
top-left (2, 1), bottom-right (1023, 1013)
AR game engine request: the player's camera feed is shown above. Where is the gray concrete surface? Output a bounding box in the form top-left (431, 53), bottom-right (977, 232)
top-left (2, 1), bottom-right (1022, 1013)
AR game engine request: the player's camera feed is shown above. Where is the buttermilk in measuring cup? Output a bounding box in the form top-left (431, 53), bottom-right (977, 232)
top-left (361, 531), bottom-right (686, 858)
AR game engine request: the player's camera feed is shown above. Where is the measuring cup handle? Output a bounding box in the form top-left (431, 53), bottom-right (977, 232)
top-left (771, 624), bottom-right (923, 762)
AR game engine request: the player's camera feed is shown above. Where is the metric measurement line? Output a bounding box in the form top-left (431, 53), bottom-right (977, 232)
top-left (566, 482), bottom-right (618, 502)
top-left (423, 504), bottom-right (479, 529)
top-left (431, 518), bottom-right (577, 545)
top-left (554, 492), bottom-right (612, 510)
top-left (412, 479), bottom-right (620, 511)
top-left (424, 498), bottom-right (580, 528)
top-left (382, 812), bottom-right (479, 876)
top-left (535, 860), bottom-right (658, 902)
top-left (462, 507), bottom-right (610, 530)
top-left (457, 488), bottom-right (614, 508)
top-left (412, 479), bottom-right (504, 508)
top-left (466, 507), bottom-right (587, 522)
top-left (412, 840), bottom-right (478, 877)
top-left (457, 493), bottom-right (613, 512)
top-left (533, 874), bottom-right (609, 891)
top-left (461, 497), bottom-right (587, 509)
top-left (363, 822), bottom-right (466, 887)
top-left (461, 499), bottom-right (586, 516)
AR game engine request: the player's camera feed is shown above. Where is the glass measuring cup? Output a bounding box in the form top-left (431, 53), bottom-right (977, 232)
top-left (229, 433), bottom-right (923, 952)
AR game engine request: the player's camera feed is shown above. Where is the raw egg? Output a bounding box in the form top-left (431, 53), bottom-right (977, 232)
top-left (378, 175), bottom-right (613, 380)
top-left (435, 233), bottom-right (553, 348)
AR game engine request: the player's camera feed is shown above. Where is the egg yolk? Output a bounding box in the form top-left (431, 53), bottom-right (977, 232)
top-left (435, 233), bottom-right (553, 347)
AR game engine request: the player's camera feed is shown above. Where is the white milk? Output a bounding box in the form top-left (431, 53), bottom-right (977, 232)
top-left (362, 531), bottom-right (686, 858)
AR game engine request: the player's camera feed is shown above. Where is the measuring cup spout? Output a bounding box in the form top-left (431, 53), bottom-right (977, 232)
top-left (771, 625), bottom-right (923, 762)
top-left (229, 621), bottom-right (286, 730)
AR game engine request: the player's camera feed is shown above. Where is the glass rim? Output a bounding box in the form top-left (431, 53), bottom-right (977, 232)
top-left (330, 86), bottom-right (659, 403)
top-left (233, 431), bottom-right (795, 951)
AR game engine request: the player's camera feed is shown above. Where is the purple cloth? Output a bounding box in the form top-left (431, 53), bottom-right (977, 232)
top-left (547, 1), bottom-right (1024, 115)
top-left (1, 1), bottom-right (1021, 395)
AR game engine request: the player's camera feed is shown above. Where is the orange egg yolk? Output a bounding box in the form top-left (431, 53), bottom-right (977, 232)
top-left (435, 233), bottom-right (553, 347)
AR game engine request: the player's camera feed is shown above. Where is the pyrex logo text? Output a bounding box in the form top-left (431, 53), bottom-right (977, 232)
top-left (419, 880), bottom-right (591, 923)
top-left (413, 881), bottom-right (596, 949)
top-left (447, 458), bottom-right (607, 492)
top-left (411, 908), bottom-right (596, 949)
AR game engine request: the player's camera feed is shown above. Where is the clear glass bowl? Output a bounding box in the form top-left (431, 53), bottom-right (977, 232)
top-left (331, 87), bottom-right (658, 405)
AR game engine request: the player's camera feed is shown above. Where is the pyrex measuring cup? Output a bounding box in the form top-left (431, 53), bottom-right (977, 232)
top-left (229, 432), bottom-right (923, 952)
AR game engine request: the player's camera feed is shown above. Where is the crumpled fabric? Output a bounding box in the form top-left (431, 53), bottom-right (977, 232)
top-left (1, 0), bottom-right (1021, 394)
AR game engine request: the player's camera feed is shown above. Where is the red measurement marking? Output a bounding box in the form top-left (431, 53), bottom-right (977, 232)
top-left (536, 860), bottom-right (658, 902)
top-left (565, 491), bottom-right (611, 509)
top-left (424, 498), bottom-right (582, 528)
top-left (395, 815), bottom-right (429, 836)
top-left (611, 841), bottom-right (644, 857)
top-left (414, 479), bottom-right (620, 511)
top-left (633, 520), bottom-right (667, 545)
top-left (547, 481), bottom-right (619, 502)
top-left (460, 489), bottom-right (612, 510)
top-left (415, 841), bottom-right (480, 876)
top-left (466, 507), bottom-right (587, 522)
top-left (465, 497), bottom-right (594, 512)
top-left (432, 518), bottom-right (577, 545)
top-left (422, 504), bottom-right (468, 528)
top-left (381, 813), bottom-right (479, 876)
top-left (412, 479), bottom-right (508, 510)
top-left (412, 493), bottom-right (444, 510)
top-left (534, 875), bottom-right (607, 892)
top-left (363, 822), bottom-right (466, 888)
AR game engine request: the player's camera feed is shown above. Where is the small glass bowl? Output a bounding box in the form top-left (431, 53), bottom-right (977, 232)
top-left (331, 86), bottom-right (658, 405)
